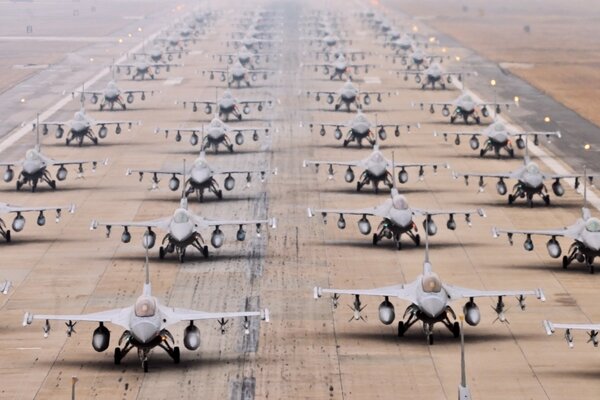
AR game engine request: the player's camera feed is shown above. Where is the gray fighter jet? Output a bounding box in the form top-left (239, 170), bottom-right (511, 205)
top-left (0, 202), bottom-right (74, 242)
top-left (308, 188), bottom-right (484, 249)
top-left (302, 145), bottom-right (446, 193)
top-left (388, 48), bottom-right (447, 70)
top-left (493, 180), bottom-right (600, 272)
top-left (90, 197), bottom-right (275, 262)
top-left (302, 54), bottom-right (376, 80)
top-left (126, 152), bottom-right (274, 202)
top-left (395, 62), bottom-right (473, 90)
top-left (115, 59), bottom-right (179, 80)
top-left (436, 120), bottom-right (561, 158)
top-left (23, 256), bottom-right (269, 372)
top-left (228, 35), bottom-right (277, 53)
top-left (0, 143), bottom-right (107, 191)
top-left (543, 320), bottom-right (600, 350)
top-left (311, 48), bottom-right (369, 63)
top-left (181, 90), bottom-right (273, 121)
top-left (37, 107), bottom-right (139, 145)
top-left (204, 61), bottom-right (276, 88)
top-left (214, 50), bottom-right (274, 69)
top-left (308, 110), bottom-right (418, 147)
top-left (307, 80), bottom-right (392, 112)
top-left (314, 232), bottom-right (545, 344)
top-left (156, 116), bottom-right (271, 153)
top-left (133, 45), bottom-right (188, 63)
top-left (74, 80), bottom-right (153, 111)
top-left (453, 157), bottom-right (596, 206)
top-left (416, 92), bottom-right (513, 124)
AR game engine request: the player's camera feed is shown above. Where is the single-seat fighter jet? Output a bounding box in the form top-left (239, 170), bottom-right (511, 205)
top-left (308, 187), bottom-right (484, 249)
top-left (314, 232), bottom-right (545, 344)
top-left (394, 62), bottom-right (473, 90)
top-left (181, 90), bottom-right (273, 121)
top-left (0, 138), bottom-right (107, 191)
top-left (493, 179), bottom-right (600, 272)
top-left (133, 45), bottom-right (188, 63)
top-left (37, 107), bottom-right (139, 145)
top-left (416, 92), bottom-right (513, 124)
top-left (204, 61), bottom-right (276, 88)
top-left (213, 50), bottom-right (275, 69)
top-left (115, 59), bottom-right (179, 80)
top-left (308, 110), bottom-right (418, 147)
top-left (126, 152), bottom-right (274, 202)
top-left (91, 197), bottom-right (275, 262)
top-left (23, 256), bottom-right (269, 372)
top-left (74, 80), bottom-right (153, 111)
top-left (453, 157), bottom-right (597, 207)
top-left (388, 48), bottom-right (447, 70)
top-left (435, 120), bottom-right (561, 158)
top-left (0, 202), bottom-right (74, 242)
top-left (302, 54), bottom-right (376, 80)
top-left (307, 80), bottom-right (392, 112)
top-left (156, 116), bottom-right (271, 153)
top-left (303, 145), bottom-right (446, 193)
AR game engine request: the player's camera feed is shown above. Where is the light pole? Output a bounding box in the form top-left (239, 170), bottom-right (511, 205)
top-left (490, 79), bottom-right (497, 118)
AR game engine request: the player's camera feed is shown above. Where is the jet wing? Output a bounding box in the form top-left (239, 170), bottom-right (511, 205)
top-left (23, 307), bottom-right (132, 331)
top-left (492, 223), bottom-right (580, 241)
top-left (195, 216), bottom-right (275, 230)
top-left (302, 159), bottom-right (364, 169)
top-left (0, 202), bottom-right (75, 216)
top-left (314, 281), bottom-right (418, 303)
top-left (122, 89), bottom-right (153, 97)
top-left (308, 205), bottom-right (387, 219)
top-left (46, 157), bottom-right (107, 169)
top-left (412, 207), bottom-right (485, 220)
top-left (163, 307), bottom-right (269, 325)
top-left (92, 120), bottom-right (139, 128)
top-left (543, 320), bottom-right (600, 347)
top-left (445, 284), bottom-right (545, 302)
top-left (91, 217), bottom-right (172, 233)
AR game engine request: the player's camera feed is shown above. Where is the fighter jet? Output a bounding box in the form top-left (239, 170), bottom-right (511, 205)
top-left (0, 137), bottom-right (107, 191)
top-left (37, 107), bottom-right (139, 145)
top-left (302, 145), bottom-right (446, 193)
top-left (394, 62), bottom-right (472, 90)
top-left (0, 202), bottom-right (75, 242)
top-left (227, 35), bottom-right (277, 53)
top-left (154, 33), bottom-right (196, 52)
top-left (436, 120), bottom-right (561, 158)
top-left (492, 180), bottom-right (600, 272)
top-left (416, 92), bottom-right (513, 124)
top-left (313, 231), bottom-right (545, 344)
top-left (115, 58), bottom-right (179, 80)
top-left (90, 197), bottom-right (275, 262)
top-left (388, 48), bottom-right (447, 70)
top-left (303, 54), bottom-right (375, 81)
top-left (453, 157), bottom-right (596, 206)
top-left (156, 116), bottom-right (271, 153)
top-left (308, 188), bottom-right (485, 249)
top-left (308, 110), bottom-right (418, 147)
top-left (307, 80), bottom-right (392, 112)
top-left (213, 50), bottom-right (274, 69)
top-left (132, 45), bottom-right (188, 63)
top-left (204, 62), bottom-right (276, 88)
top-left (181, 90), bottom-right (273, 121)
top-left (22, 255), bottom-right (269, 372)
top-left (74, 80), bottom-right (153, 111)
top-left (309, 34), bottom-right (352, 50)
top-left (311, 48), bottom-right (369, 63)
top-left (126, 152), bottom-right (274, 202)
top-left (543, 320), bottom-right (600, 350)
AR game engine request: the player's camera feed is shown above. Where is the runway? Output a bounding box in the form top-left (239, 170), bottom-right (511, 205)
top-left (0, 1), bottom-right (599, 399)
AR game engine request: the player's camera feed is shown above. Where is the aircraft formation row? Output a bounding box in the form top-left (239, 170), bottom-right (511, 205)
top-left (0, 3), bottom-right (598, 399)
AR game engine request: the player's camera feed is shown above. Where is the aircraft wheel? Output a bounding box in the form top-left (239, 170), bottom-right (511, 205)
top-left (228, 145), bottom-right (234, 153)
top-left (114, 347), bottom-right (121, 365)
top-left (475, 117), bottom-right (481, 125)
top-left (178, 249), bottom-right (186, 263)
top-left (16, 181), bottom-right (22, 191)
top-left (452, 322), bottom-right (460, 338)
top-left (414, 234), bottom-right (421, 247)
top-left (450, 116), bottom-right (456, 124)
top-left (334, 104), bottom-right (340, 111)
top-left (202, 245), bottom-right (209, 258)
top-left (397, 321), bottom-right (405, 337)
top-left (237, 114), bottom-right (242, 121)
top-left (217, 190), bottom-right (223, 199)
top-left (508, 148), bottom-right (515, 158)
top-left (159, 246), bottom-right (166, 259)
top-left (92, 138), bottom-right (99, 145)
top-left (544, 195), bottom-right (551, 206)
top-left (428, 335), bottom-right (434, 345)
top-left (562, 255), bottom-right (569, 269)
top-left (173, 346), bottom-right (180, 364)
top-left (343, 140), bottom-right (349, 147)
top-left (508, 194), bottom-right (515, 205)
top-left (372, 233), bottom-right (378, 246)
top-left (479, 149), bottom-right (486, 157)
top-left (5, 230), bottom-right (11, 243)
top-left (143, 360), bottom-right (149, 373)
top-left (49, 180), bottom-right (56, 190)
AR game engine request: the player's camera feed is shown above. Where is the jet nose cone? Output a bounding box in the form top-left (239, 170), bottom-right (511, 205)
top-left (191, 169), bottom-right (210, 184)
top-left (525, 174), bottom-right (544, 188)
top-left (419, 295), bottom-right (445, 318)
top-left (170, 224), bottom-right (192, 243)
top-left (131, 320), bottom-right (159, 344)
top-left (22, 161), bottom-right (40, 175)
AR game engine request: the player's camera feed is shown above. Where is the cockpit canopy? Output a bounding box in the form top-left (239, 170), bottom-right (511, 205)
top-left (392, 194), bottom-right (409, 210)
top-left (370, 152), bottom-right (384, 163)
top-left (354, 113), bottom-right (369, 124)
top-left (343, 81), bottom-right (354, 90)
top-left (222, 90), bottom-right (233, 99)
top-left (74, 111), bottom-right (86, 121)
top-left (493, 122), bottom-right (506, 132)
top-left (134, 296), bottom-right (156, 317)
top-left (210, 117), bottom-right (224, 127)
top-left (173, 209), bottom-right (190, 223)
top-left (422, 273), bottom-right (442, 293)
top-left (461, 94), bottom-right (473, 102)
top-left (586, 217), bottom-right (600, 233)
top-left (25, 149), bottom-right (40, 161)
top-left (193, 158), bottom-right (207, 169)
top-left (107, 81), bottom-right (117, 89)
top-left (525, 162), bottom-right (540, 174)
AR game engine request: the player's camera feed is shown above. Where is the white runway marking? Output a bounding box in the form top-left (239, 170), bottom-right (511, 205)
top-left (0, 36), bottom-right (117, 43)
top-left (363, 76), bottom-right (381, 84)
top-left (164, 77), bottom-right (183, 86)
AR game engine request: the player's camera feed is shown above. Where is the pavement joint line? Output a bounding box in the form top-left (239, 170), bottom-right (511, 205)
top-left (0, 30), bottom-right (163, 156)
